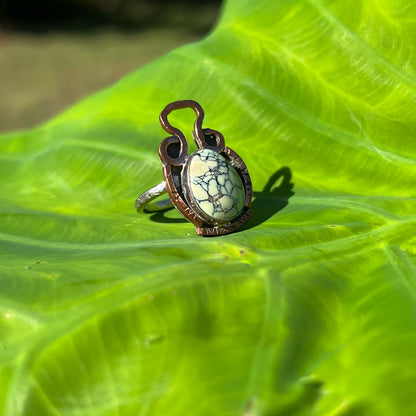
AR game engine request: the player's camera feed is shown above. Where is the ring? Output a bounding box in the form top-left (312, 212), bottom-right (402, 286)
top-left (135, 100), bottom-right (253, 236)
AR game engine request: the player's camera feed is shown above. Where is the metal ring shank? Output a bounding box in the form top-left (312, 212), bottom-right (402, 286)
top-left (135, 182), bottom-right (173, 213)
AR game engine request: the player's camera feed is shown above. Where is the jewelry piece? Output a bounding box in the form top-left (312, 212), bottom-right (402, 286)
top-left (135, 100), bottom-right (253, 236)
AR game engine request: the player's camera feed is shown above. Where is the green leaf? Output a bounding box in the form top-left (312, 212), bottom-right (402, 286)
top-left (1, 0), bottom-right (416, 414)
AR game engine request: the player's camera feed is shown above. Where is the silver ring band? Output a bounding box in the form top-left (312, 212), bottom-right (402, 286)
top-left (135, 181), bottom-right (174, 213)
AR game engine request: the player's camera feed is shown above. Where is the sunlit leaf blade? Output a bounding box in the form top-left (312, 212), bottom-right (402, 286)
top-left (1, 0), bottom-right (416, 414)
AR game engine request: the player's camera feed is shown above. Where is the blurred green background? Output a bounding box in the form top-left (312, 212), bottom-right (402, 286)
top-left (0, 0), bottom-right (222, 132)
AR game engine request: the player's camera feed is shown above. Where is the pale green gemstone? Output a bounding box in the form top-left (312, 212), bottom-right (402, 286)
top-left (187, 149), bottom-right (245, 222)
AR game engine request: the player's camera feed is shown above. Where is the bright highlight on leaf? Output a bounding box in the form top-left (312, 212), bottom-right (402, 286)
top-left (1, 0), bottom-right (416, 415)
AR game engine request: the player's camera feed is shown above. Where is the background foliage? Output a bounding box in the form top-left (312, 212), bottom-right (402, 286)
top-left (0, 0), bottom-right (221, 131)
top-left (1, 0), bottom-right (416, 415)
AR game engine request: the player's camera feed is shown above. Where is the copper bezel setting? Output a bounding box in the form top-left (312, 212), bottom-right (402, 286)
top-left (158, 100), bottom-right (253, 236)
